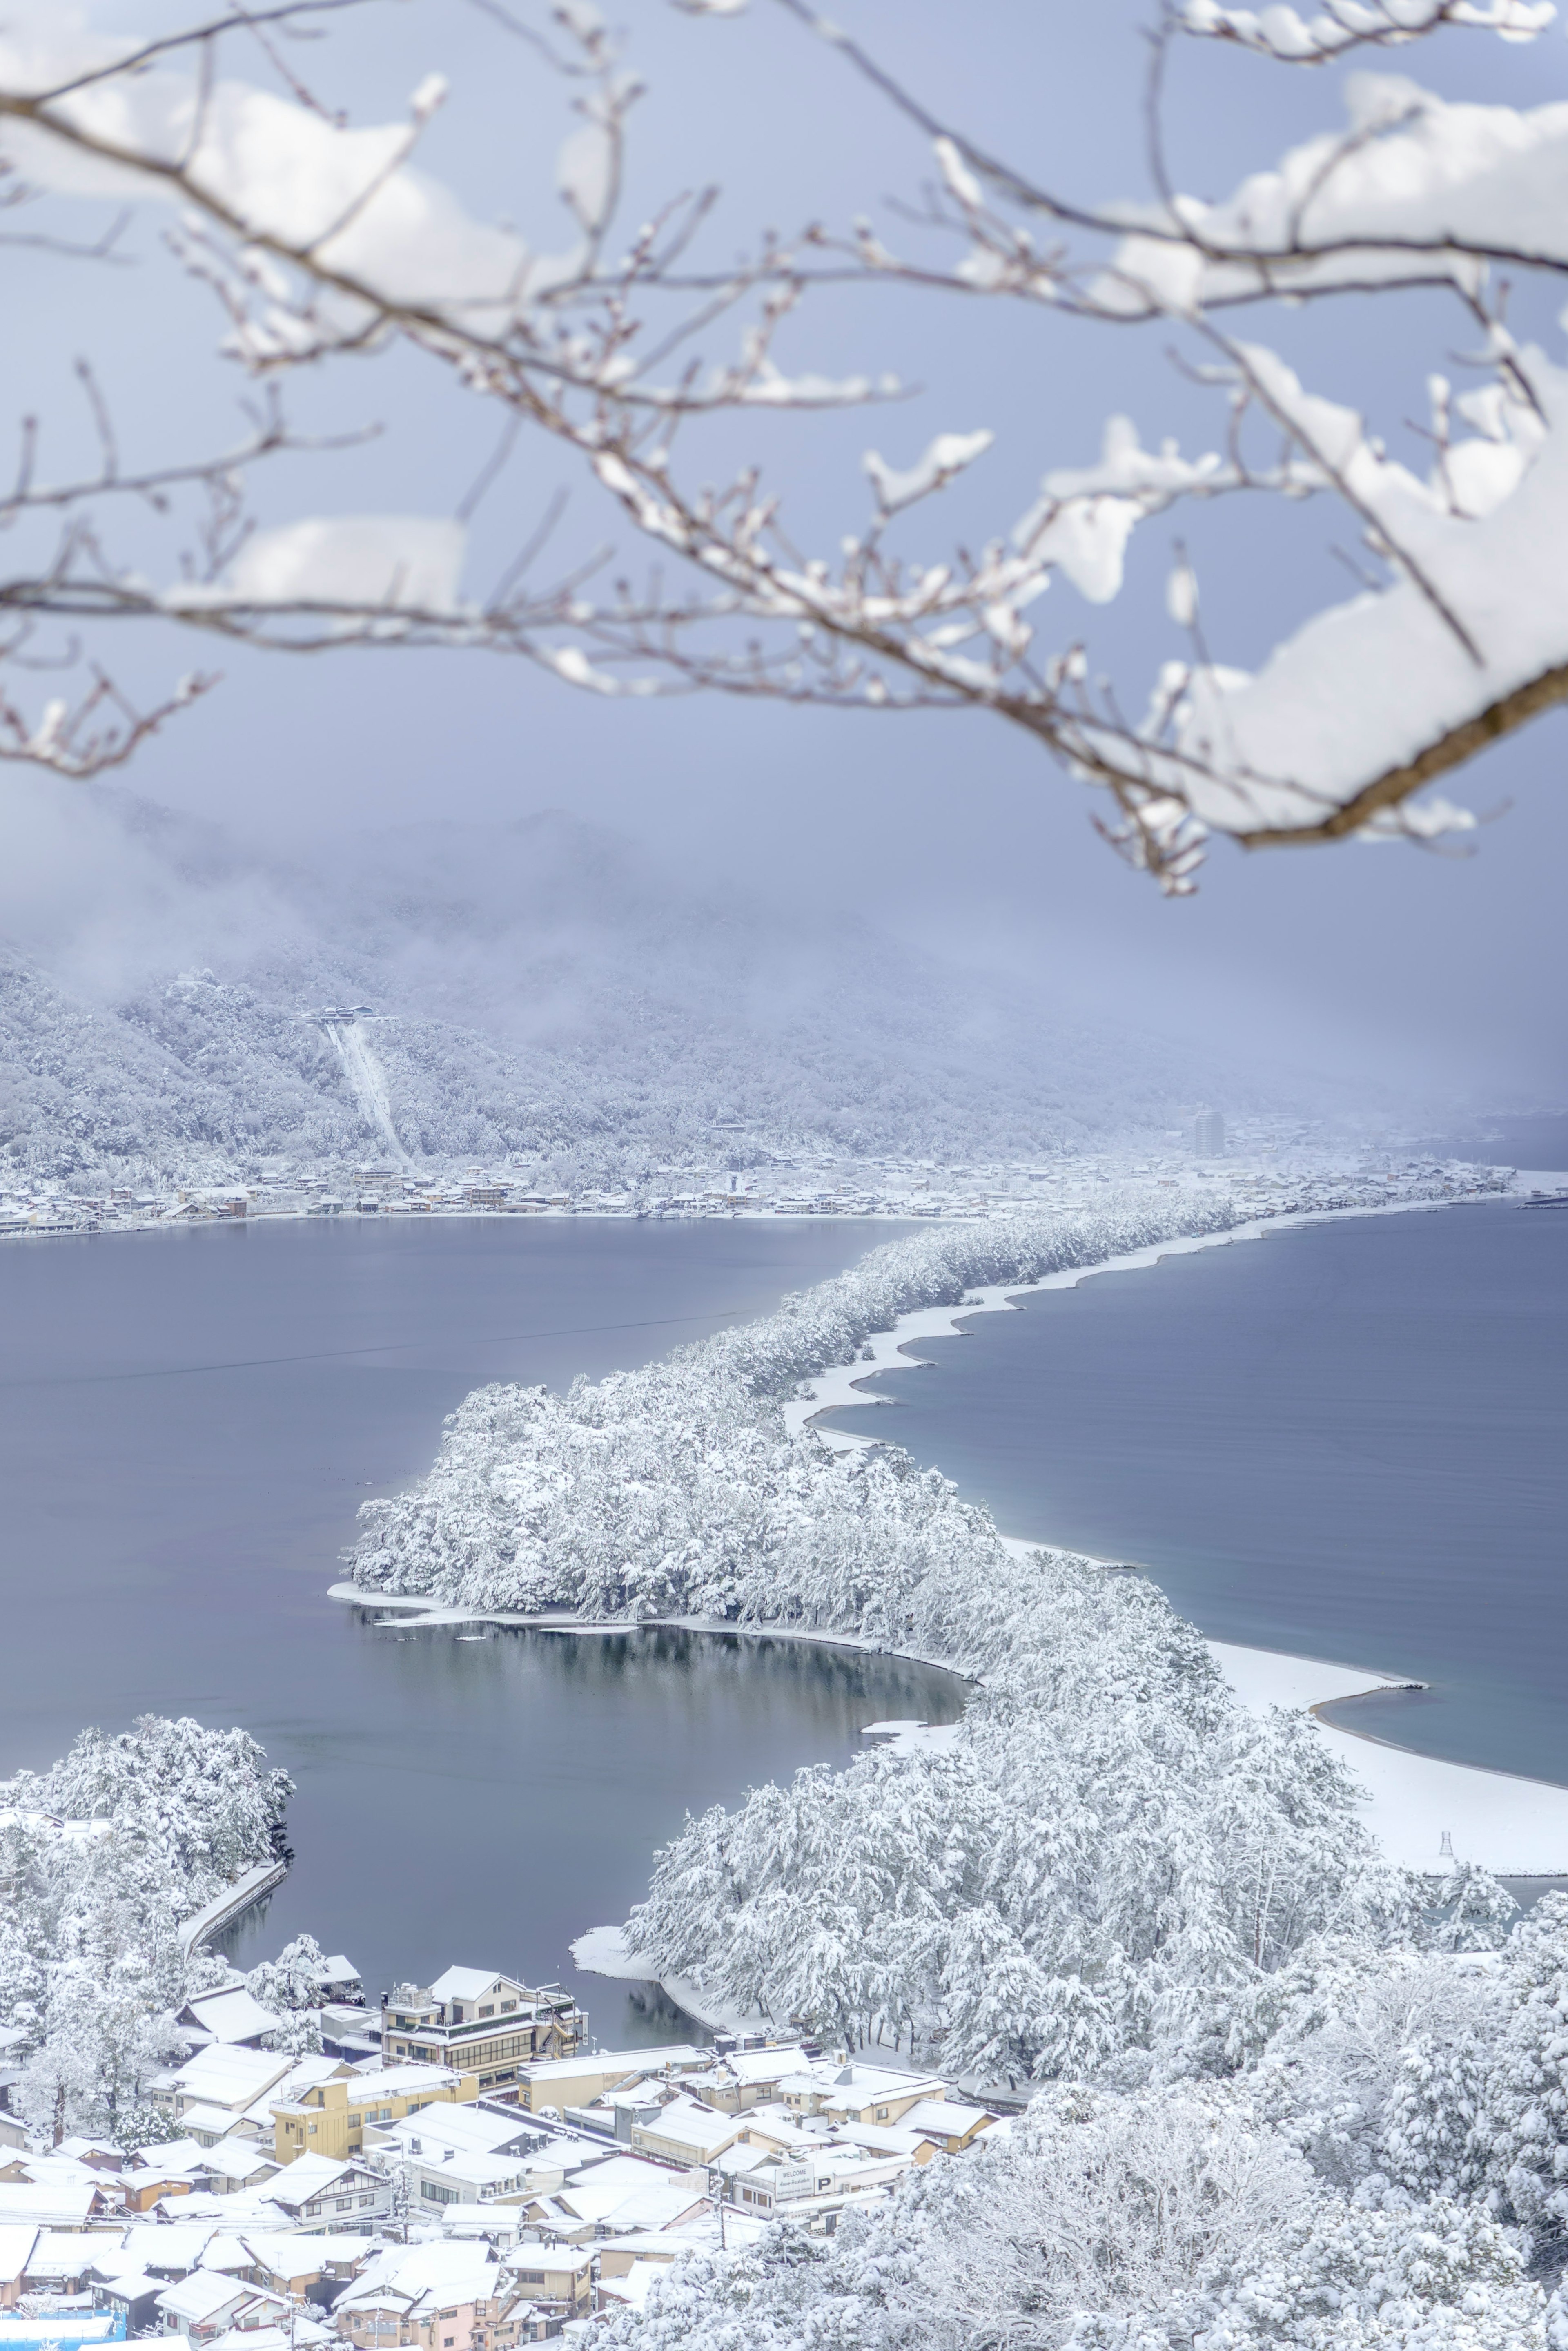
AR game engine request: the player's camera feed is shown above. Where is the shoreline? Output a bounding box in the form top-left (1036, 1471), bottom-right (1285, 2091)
top-left (786, 1186), bottom-right (1568, 1875)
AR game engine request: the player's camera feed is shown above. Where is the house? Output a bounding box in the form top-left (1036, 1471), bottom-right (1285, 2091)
top-left (674, 2047), bottom-right (811, 2114)
top-left (379, 1972), bottom-right (582, 2098)
top-left (310, 1959), bottom-right (364, 2007)
top-left (206, 2324), bottom-right (335, 2351)
top-left (175, 1990), bottom-right (287, 2052)
top-left (57, 2141), bottom-right (123, 2175)
top-left (512, 2047), bottom-right (704, 2119)
top-left (533, 2155), bottom-right (708, 2242)
top-left (893, 2099), bottom-right (998, 2156)
top-left (775, 2059), bottom-right (949, 2129)
top-left (155, 2273), bottom-right (290, 2342)
top-left (365, 2104), bottom-right (542, 2167)
top-left (248, 2155), bottom-right (388, 2228)
top-left (200, 2141), bottom-right (281, 2197)
top-left (498, 2248), bottom-right (591, 2329)
top-left (150, 2047), bottom-right (306, 2128)
top-left (626, 2096), bottom-right (740, 2172)
top-left (332, 2241), bottom-right (516, 2351)
top-left (406, 2151), bottom-right (534, 2214)
top-left (0, 2182), bottom-right (106, 2231)
top-left (271, 2065), bottom-right (475, 2168)
top-left (115, 2222), bottom-right (223, 2280)
top-left (122, 2141), bottom-right (213, 2213)
top-left (91, 2264), bottom-right (167, 2334)
top-left (0, 2225), bottom-right (36, 2310)
top-left (593, 2262), bottom-right (669, 2320)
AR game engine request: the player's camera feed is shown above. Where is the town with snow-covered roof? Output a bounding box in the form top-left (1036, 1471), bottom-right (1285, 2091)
top-left (0, 1950), bottom-right (1004, 2342)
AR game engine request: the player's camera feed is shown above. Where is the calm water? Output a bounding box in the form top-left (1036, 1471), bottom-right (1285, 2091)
top-left (820, 1201), bottom-right (1568, 1787)
top-left (0, 1216), bottom-right (962, 2039)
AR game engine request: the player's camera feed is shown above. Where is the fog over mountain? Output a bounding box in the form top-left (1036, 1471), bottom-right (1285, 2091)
top-left (0, 782), bottom-right (1314, 1187)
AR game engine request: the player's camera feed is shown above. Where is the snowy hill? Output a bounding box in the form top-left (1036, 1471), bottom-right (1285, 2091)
top-left (0, 790), bottom-right (1272, 1186)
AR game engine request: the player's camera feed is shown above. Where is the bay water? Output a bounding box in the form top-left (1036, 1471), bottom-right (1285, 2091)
top-left (820, 1199), bottom-right (1568, 1788)
top-left (0, 1215), bottom-right (962, 2039)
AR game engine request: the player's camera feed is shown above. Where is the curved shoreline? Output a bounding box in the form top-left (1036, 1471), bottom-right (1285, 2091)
top-left (787, 1191), bottom-right (1568, 1874)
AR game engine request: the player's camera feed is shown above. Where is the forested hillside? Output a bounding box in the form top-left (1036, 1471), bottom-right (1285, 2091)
top-left (0, 789), bottom-right (1269, 1185)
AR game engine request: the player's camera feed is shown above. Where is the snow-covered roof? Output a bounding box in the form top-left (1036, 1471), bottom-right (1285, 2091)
top-left (716, 2048), bottom-right (805, 2086)
top-left (201, 2140), bottom-right (277, 2184)
top-left (310, 1956), bottom-right (359, 1984)
top-left (407, 2150), bottom-right (527, 2191)
top-left (184, 1988), bottom-right (283, 2046)
top-left (377, 2105), bottom-right (533, 2158)
top-left (205, 2321), bottom-right (333, 2351)
top-left (521, 2050), bottom-right (651, 2085)
top-left (897, 2098), bottom-right (995, 2139)
top-left (632, 2097), bottom-right (738, 2159)
top-left (0, 2228), bottom-right (38, 2289)
top-left (119, 2222), bottom-right (220, 2274)
top-left (172, 2045), bottom-right (293, 2108)
top-left (92, 2269), bottom-right (169, 2306)
top-left (594, 2260), bottom-right (664, 2313)
top-left (0, 2184), bottom-right (98, 2229)
top-left (343, 2064), bottom-right (457, 2104)
top-left (130, 2138), bottom-right (209, 2176)
top-left (156, 2270), bottom-right (250, 2325)
top-left (427, 1967), bottom-right (508, 2004)
top-left (553, 2162), bottom-right (708, 2236)
top-left (30, 2229), bottom-right (106, 2280)
top-left (198, 2234), bottom-right (265, 2275)
top-left (336, 2242), bottom-right (499, 2316)
top-left (259, 2153), bottom-right (356, 2204)
top-left (173, 2106), bottom-right (245, 2142)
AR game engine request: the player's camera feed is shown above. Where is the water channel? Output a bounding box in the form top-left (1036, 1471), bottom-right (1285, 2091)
top-left (818, 1196), bottom-right (1568, 1789)
top-left (0, 1214), bottom-right (965, 2043)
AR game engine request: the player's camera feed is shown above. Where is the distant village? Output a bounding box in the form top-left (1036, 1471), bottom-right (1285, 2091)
top-left (0, 1116), bottom-right (1525, 1241)
top-left (0, 1959), bottom-right (1009, 2342)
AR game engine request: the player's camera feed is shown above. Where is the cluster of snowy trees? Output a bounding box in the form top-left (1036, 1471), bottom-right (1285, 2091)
top-left (612, 1904), bottom-right (1568, 2346)
top-left (609, 2062), bottom-right (1568, 2351)
top-left (0, 1716), bottom-right (293, 2141)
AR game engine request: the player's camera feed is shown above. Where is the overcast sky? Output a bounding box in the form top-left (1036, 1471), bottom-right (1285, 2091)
top-left (8, 0), bottom-right (1568, 1111)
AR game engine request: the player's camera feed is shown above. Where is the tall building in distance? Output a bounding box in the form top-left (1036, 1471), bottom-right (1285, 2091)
top-left (1191, 1110), bottom-right (1225, 1155)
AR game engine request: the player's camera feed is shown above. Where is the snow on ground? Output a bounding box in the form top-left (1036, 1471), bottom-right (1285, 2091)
top-left (1212, 1640), bottom-right (1568, 1877)
top-left (568, 1926), bottom-right (770, 2037)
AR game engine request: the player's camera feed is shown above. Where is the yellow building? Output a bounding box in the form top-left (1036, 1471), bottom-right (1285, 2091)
top-left (271, 2062), bottom-right (479, 2166)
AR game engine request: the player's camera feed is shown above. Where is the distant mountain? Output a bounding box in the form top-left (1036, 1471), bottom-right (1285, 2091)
top-left (0, 792), bottom-right (1272, 1185)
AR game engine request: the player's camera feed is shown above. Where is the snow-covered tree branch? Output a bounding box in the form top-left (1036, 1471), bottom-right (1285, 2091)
top-left (5, 0), bottom-right (1568, 883)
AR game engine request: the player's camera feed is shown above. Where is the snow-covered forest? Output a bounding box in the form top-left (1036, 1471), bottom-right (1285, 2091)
top-left (0, 791), bottom-right (1266, 1188)
top-left (350, 1184), bottom-right (1568, 2341)
top-left (0, 1716), bottom-right (293, 2141)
